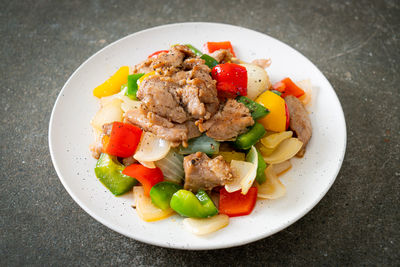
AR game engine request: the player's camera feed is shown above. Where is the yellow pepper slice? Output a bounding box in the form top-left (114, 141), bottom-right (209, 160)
top-left (255, 90), bottom-right (286, 132)
top-left (93, 66), bottom-right (129, 98)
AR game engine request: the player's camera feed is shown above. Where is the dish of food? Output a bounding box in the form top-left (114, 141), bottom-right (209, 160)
top-left (49, 22), bottom-right (346, 249)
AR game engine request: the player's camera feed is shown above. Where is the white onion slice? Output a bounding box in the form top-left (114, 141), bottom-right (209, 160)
top-left (257, 165), bottom-right (286, 199)
top-left (225, 160), bottom-right (255, 193)
top-left (273, 160), bottom-right (292, 176)
top-left (134, 132), bottom-right (171, 162)
top-left (91, 98), bottom-right (123, 131)
top-left (240, 146), bottom-right (258, 195)
top-left (263, 138), bottom-right (303, 164)
top-left (183, 214), bottom-right (229, 236)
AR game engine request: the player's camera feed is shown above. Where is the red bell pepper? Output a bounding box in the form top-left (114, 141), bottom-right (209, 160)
top-left (219, 187), bottom-right (258, 217)
top-left (285, 102), bottom-right (290, 130)
top-left (211, 63), bottom-right (247, 98)
top-left (122, 164), bottom-right (163, 196)
top-left (272, 77), bottom-right (305, 98)
top-left (104, 122), bottom-right (142, 158)
top-left (206, 41), bottom-right (236, 57)
top-left (148, 50), bottom-right (169, 58)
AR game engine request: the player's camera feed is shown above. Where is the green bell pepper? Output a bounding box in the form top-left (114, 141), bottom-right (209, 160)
top-left (94, 153), bottom-right (137, 196)
top-left (184, 44), bottom-right (203, 56)
top-left (200, 54), bottom-right (219, 69)
top-left (125, 73), bottom-right (144, 100)
top-left (246, 148), bottom-right (267, 184)
top-left (234, 122), bottom-right (266, 150)
top-left (149, 181), bottom-right (182, 210)
top-left (170, 189), bottom-right (218, 218)
top-left (236, 96), bottom-right (270, 120)
top-left (178, 134), bottom-right (220, 155)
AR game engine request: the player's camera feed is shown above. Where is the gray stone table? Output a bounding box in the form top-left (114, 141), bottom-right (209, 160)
top-left (1, 0), bottom-right (399, 266)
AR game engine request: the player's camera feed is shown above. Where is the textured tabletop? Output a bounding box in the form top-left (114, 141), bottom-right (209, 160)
top-left (1, 0), bottom-right (399, 266)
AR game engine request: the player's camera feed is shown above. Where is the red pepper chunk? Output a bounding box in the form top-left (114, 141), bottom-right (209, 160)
top-left (285, 102), bottom-right (290, 130)
top-left (122, 164), bottom-right (163, 196)
top-left (211, 63), bottom-right (247, 98)
top-left (104, 122), bottom-right (142, 158)
top-left (147, 50), bottom-right (169, 58)
top-left (219, 187), bottom-right (258, 217)
top-left (273, 77), bottom-right (305, 98)
top-left (206, 41), bottom-right (236, 57)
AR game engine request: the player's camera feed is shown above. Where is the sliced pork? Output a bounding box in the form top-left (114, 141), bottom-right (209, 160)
top-left (183, 152), bottom-right (233, 192)
top-left (284, 95), bottom-right (312, 157)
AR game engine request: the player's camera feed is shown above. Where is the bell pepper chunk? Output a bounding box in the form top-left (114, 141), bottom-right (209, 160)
top-left (236, 96), bottom-right (270, 120)
top-left (126, 73), bottom-right (145, 100)
top-left (148, 50), bottom-right (169, 58)
top-left (234, 122), bottom-right (266, 150)
top-left (104, 122), bottom-right (142, 158)
top-left (200, 54), bottom-right (219, 69)
top-left (122, 164), bottom-right (164, 196)
top-left (178, 134), bottom-right (220, 155)
top-left (255, 90), bottom-right (286, 132)
top-left (206, 41), bottom-right (236, 57)
top-left (273, 78), bottom-right (305, 98)
top-left (251, 148), bottom-right (267, 184)
top-left (94, 153), bottom-right (137, 196)
top-left (211, 63), bottom-right (247, 98)
top-left (170, 189), bottom-right (218, 218)
top-left (184, 44), bottom-right (203, 56)
top-left (219, 187), bottom-right (258, 217)
top-left (150, 181), bottom-right (182, 210)
top-left (93, 66), bottom-right (129, 98)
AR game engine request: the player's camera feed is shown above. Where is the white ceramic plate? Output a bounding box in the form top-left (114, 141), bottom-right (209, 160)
top-left (49, 22), bottom-right (346, 250)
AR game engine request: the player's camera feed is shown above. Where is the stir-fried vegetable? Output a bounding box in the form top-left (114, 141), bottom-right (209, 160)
top-left (94, 153), bottom-right (136, 196)
top-left (255, 90), bottom-right (287, 132)
top-left (104, 122), bottom-right (143, 158)
top-left (240, 63), bottom-right (271, 100)
top-left (150, 181), bottom-right (182, 210)
top-left (184, 44), bottom-right (203, 56)
top-left (134, 131), bottom-right (171, 162)
top-left (126, 73), bottom-right (145, 100)
top-left (213, 151), bottom-right (245, 163)
top-left (155, 149), bottom-right (184, 184)
top-left (272, 160), bottom-right (292, 176)
top-left (200, 54), bottom-right (219, 68)
top-left (91, 98), bottom-right (123, 132)
top-left (253, 148), bottom-right (267, 184)
top-left (170, 189), bottom-right (218, 218)
top-left (122, 164), bottom-right (163, 196)
top-left (206, 41), bottom-right (236, 56)
top-left (211, 63), bottom-right (247, 98)
top-left (219, 187), bottom-right (258, 217)
top-left (147, 50), bottom-right (169, 58)
top-left (261, 131), bottom-right (293, 149)
top-left (272, 77), bottom-right (305, 98)
top-left (234, 122), bottom-right (266, 150)
top-left (257, 165), bottom-right (286, 199)
top-left (263, 138), bottom-right (303, 164)
top-left (236, 96), bottom-right (270, 120)
top-left (93, 66), bottom-right (129, 98)
top-left (133, 186), bottom-right (174, 222)
top-left (183, 214), bottom-right (229, 236)
top-left (178, 134), bottom-right (220, 155)
top-left (225, 160), bottom-right (256, 193)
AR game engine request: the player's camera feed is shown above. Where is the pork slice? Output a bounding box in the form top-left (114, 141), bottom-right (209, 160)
top-left (284, 95), bottom-right (312, 157)
top-left (185, 120), bottom-right (202, 140)
top-left (183, 152), bottom-right (233, 192)
top-left (209, 49), bottom-right (233, 63)
top-left (199, 99), bottom-right (254, 141)
top-left (124, 108), bottom-right (188, 144)
top-left (182, 58), bottom-right (206, 69)
top-left (137, 75), bottom-right (189, 123)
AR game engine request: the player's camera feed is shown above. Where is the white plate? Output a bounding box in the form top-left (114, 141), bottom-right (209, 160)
top-left (49, 22), bottom-right (346, 250)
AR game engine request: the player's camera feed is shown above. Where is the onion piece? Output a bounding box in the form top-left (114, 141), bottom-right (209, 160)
top-left (240, 63), bottom-right (271, 100)
top-left (257, 165), bottom-right (286, 199)
top-left (273, 160), bottom-right (292, 176)
top-left (183, 214), bottom-right (229, 236)
top-left (155, 149), bottom-right (184, 183)
top-left (134, 132), bottom-right (171, 162)
top-left (263, 138), bottom-right (303, 164)
top-left (225, 160), bottom-right (255, 193)
top-left (120, 95), bottom-right (141, 113)
top-left (241, 146), bottom-right (258, 195)
top-left (138, 160), bottom-right (156, 169)
top-left (91, 98), bottom-right (123, 131)
top-left (296, 79), bottom-right (312, 106)
top-left (133, 186), bottom-right (174, 222)
top-left (261, 131), bottom-right (293, 149)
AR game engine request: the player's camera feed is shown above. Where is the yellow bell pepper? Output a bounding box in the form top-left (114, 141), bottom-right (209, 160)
top-left (255, 90), bottom-right (286, 132)
top-left (93, 66), bottom-right (129, 98)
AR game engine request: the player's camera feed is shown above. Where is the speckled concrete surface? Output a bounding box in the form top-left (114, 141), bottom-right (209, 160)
top-left (1, 0), bottom-right (399, 265)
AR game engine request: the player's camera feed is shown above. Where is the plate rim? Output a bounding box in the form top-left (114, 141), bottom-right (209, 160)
top-left (49, 22), bottom-right (347, 250)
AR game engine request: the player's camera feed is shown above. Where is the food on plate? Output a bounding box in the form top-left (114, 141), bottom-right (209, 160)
top-left (89, 41), bottom-right (313, 235)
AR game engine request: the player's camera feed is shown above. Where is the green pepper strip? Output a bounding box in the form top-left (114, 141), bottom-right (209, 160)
top-left (234, 122), bottom-right (266, 150)
top-left (126, 73), bottom-right (145, 100)
top-left (170, 189), bottom-right (218, 218)
top-left (184, 44), bottom-right (203, 56)
top-left (247, 148), bottom-right (267, 184)
top-left (94, 153), bottom-right (137, 196)
top-left (200, 54), bottom-right (219, 69)
top-left (178, 134), bottom-right (220, 155)
top-left (150, 181), bottom-right (182, 210)
top-left (236, 96), bottom-right (270, 120)
top-left (271, 90), bottom-right (282, 96)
